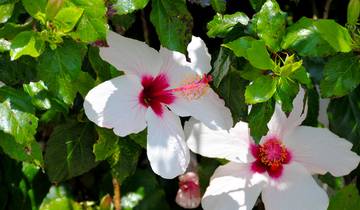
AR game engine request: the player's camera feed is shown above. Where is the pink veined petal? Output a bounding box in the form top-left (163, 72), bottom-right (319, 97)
top-left (84, 75), bottom-right (147, 137)
top-left (169, 88), bottom-right (233, 130)
top-left (267, 87), bottom-right (307, 139)
top-left (283, 126), bottom-right (360, 176)
top-left (262, 162), bottom-right (329, 210)
top-left (185, 118), bottom-right (254, 163)
top-left (187, 36), bottom-right (212, 74)
top-left (146, 108), bottom-right (190, 179)
top-left (158, 47), bottom-right (196, 89)
top-left (99, 31), bottom-right (162, 77)
top-left (202, 162), bottom-right (267, 210)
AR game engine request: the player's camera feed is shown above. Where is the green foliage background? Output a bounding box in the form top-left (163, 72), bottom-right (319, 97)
top-left (0, 0), bottom-right (359, 209)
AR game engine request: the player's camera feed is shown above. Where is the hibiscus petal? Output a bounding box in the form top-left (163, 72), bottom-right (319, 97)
top-left (169, 88), bottom-right (233, 130)
top-left (267, 88), bottom-right (307, 138)
top-left (283, 126), bottom-right (360, 176)
top-left (185, 118), bottom-right (254, 163)
top-left (202, 162), bottom-right (267, 210)
top-left (146, 108), bottom-right (190, 179)
top-left (84, 75), bottom-right (147, 136)
top-left (100, 31), bottom-right (162, 77)
top-left (187, 36), bottom-right (212, 74)
top-left (262, 162), bottom-right (329, 210)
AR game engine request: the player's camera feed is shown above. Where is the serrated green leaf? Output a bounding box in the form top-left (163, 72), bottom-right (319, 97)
top-left (314, 20), bottom-right (352, 53)
top-left (320, 53), bottom-right (360, 98)
top-left (150, 0), bottom-right (193, 54)
top-left (281, 17), bottom-right (335, 57)
top-left (37, 40), bottom-right (87, 105)
top-left (218, 69), bottom-right (248, 123)
top-left (93, 127), bottom-right (119, 161)
top-left (70, 0), bottom-right (107, 42)
top-left (10, 31), bottom-right (45, 60)
top-left (347, 0), bottom-right (360, 25)
top-left (44, 121), bottom-right (97, 182)
top-left (114, 0), bottom-right (150, 15)
top-left (54, 6), bottom-right (83, 33)
top-left (328, 184), bottom-right (360, 210)
top-left (253, 0), bottom-right (286, 51)
top-left (274, 78), bottom-right (299, 113)
top-left (248, 99), bottom-right (275, 142)
top-left (224, 36), bottom-right (275, 70)
top-left (0, 3), bottom-right (14, 23)
top-left (245, 75), bottom-right (278, 104)
top-left (210, 0), bottom-right (226, 13)
top-left (207, 12), bottom-right (249, 38)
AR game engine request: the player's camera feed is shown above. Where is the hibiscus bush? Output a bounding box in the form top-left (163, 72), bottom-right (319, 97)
top-left (0, 0), bottom-right (360, 209)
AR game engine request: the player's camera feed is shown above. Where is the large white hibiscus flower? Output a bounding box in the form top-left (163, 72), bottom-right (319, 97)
top-left (84, 31), bottom-right (233, 179)
top-left (186, 88), bottom-right (360, 210)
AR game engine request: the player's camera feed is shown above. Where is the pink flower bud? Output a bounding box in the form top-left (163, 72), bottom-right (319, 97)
top-left (175, 172), bottom-right (201, 209)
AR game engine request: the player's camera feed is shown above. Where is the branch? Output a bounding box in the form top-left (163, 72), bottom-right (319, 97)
top-left (323, 0), bottom-right (333, 19)
top-left (141, 10), bottom-right (150, 45)
top-left (112, 178), bottom-right (121, 210)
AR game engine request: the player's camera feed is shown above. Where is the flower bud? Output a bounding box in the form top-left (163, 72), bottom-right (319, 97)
top-left (175, 172), bottom-right (201, 209)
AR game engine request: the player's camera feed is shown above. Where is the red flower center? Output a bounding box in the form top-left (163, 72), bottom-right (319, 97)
top-left (250, 137), bottom-right (291, 179)
top-left (138, 73), bottom-right (212, 117)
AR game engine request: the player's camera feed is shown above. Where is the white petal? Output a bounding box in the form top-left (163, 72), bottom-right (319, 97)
top-left (84, 75), bottom-right (147, 136)
top-left (185, 118), bottom-right (254, 163)
top-left (0, 81), bottom-right (5, 87)
top-left (146, 108), bottom-right (190, 179)
top-left (159, 47), bottom-right (195, 88)
top-left (267, 87), bottom-right (307, 138)
top-left (202, 162), bottom-right (267, 210)
top-left (187, 36), bottom-right (212, 74)
top-left (262, 162), bottom-right (329, 210)
top-left (169, 89), bottom-right (233, 130)
top-left (283, 126), bottom-right (360, 176)
top-left (100, 31), bottom-right (162, 77)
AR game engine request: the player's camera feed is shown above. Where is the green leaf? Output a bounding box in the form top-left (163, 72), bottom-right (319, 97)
top-left (110, 138), bottom-right (141, 183)
top-left (88, 46), bottom-right (112, 82)
top-left (207, 12), bottom-right (249, 38)
top-left (289, 66), bottom-right (312, 88)
top-left (328, 87), bottom-right (360, 154)
top-left (320, 53), bottom-right (360, 98)
top-left (45, 0), bottom-right (65, 20)
top-left (0, 3), bottom-right (14, 23)
top-left (111, 13), bottom-right (136, 32)
top-left (54, 6), bottom-right (84, 33)
top-left (73, 71), bottom-right (95, 97)
top-left (150, 0), bottom-right (193, 54)
top-left (44, 121), bottom-right (97, 182)
top-left (253, 0), bottom-right (286, 51)
top-left (37, 40), bottom-right (87, 105)
top-left (210, 0), bottom-right (226, 13)
top-left (0, 21), bottom-right (33, 40)
top-left (347, 0), bottom-right (360, 25)
top-left (249, 0), bottom-right (266, 11)
top-left (211, 47), bottom-right (233, 87)
top-left (314, 20), bottom-right (352, 53)
top-left (274, 78), bottom-right (299, 113)
top-left (245, 75), bottom-right (278, 104)
top-left (223, 37), bottom-right (275, 70)
top-left (70, 0), bottom-right (107, 43)
top-left (0, 38), bottom-right (10, 52)
top-left (114, 0), bottom-right (150, 15)
top-left (21, 0), bottom-right (47, 19)
top-left (23, 81), bottom-right (51, 110)
top-left (0, 54), bottom-right (37, 86)
top-left (218, 69), bottom-right (248, 123)
top-left (328, 184), bottom-right (360, 210)
top-left (281, 17), bottom-right (335, 57)
top-left (10, 31), bottom-right (45, 60)
top-left (40, 186), bottom-right (82, 210)
top-left (93, 127), bottom-right (119, 161)
top-left (248, 99), bottom-right (275, 142)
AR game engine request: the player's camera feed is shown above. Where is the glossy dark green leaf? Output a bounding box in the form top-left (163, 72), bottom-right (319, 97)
top-left (93, 127), bottom-right (119, 161)
top-left (320, 53), bottom-right (360, 98)
top-left (274, 78), bottom-right (299, 113)
top-left (37, 40), bottom-right (87, 105)
top-left (44, 121), bottom-right (97, 182)
top-left (210, 0), bottom-right (226, 13)
top-left (207, 12), bottom-right (249, 38)
top-left (218, 69), bottom-right (248, 123)
top-left (211, 47), bottom-right (232, 87)
top-left (289, 66), bottom-right (312, 88)
top-left (328, 184), bottom-right (360, 210)
top-left (281, 17), bottom-right (335, 57)
top-left (21, 0), bottom-right (47, 20)
top-left (23, 81), bottom-right (51, 110)
top-left (253, 0), bottom-right (286, 51)
top-left (245, 75), bottom-right (278, 104)
top-left (249, 0), bottom-right (266, 11)
top-left (248, 99), bottom-right (275, 142)
top-left (10, 31), bottom-right (45, 60)
top-left (150, 0), bottom-right (193, 54)
top-left (0, 21), bottom-right (33, 40)
top-left (114, 0), bottom-right (150, 15)
top-left (0, 3), bottom-right (14, 23)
